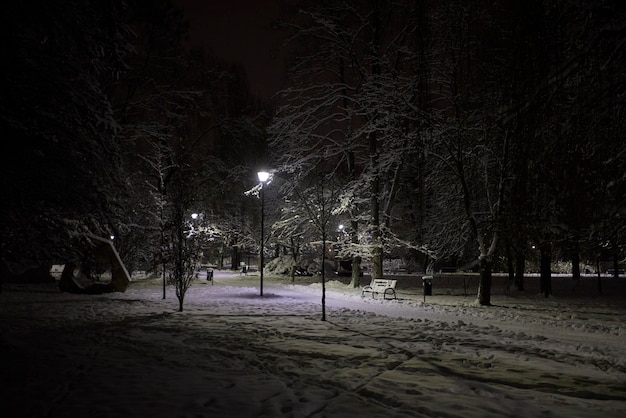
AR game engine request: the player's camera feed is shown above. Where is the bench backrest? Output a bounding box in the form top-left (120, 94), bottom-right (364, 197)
top-left (370, 279), bottom-right (397, 289)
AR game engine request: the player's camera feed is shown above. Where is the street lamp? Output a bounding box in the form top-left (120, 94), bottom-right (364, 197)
top-left (257, 171), bottom-right (270, 296)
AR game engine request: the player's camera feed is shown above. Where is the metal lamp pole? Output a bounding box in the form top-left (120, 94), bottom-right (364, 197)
top-left (257, 171), bottom-right (270, 296)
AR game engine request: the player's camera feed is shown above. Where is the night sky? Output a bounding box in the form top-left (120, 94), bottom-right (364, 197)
top-left (175, 0), bottom-right (291, 100)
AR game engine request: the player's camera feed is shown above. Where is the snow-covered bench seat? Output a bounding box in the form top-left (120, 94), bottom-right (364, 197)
top-left (361, 279), bottom-right (397, 300)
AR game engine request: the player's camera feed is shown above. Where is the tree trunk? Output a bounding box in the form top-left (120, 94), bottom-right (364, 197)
top-left (612, 238), bottom-right (619, 280)
top-left (570, 238), bottom-right (580, 281)
top-left (368, 6), bottom-right (383, 281)
top-left (371, 246), bottom-right (383, 279)
top-left (321, 234), bottom-right (326, 322)
top-left (231, 245), bottom-right (240, 270)
top-left (515, 251), bottom-right (525, 291)
top-left (369, 133), bottom-right (383, 280)
top-left (290, 238), bottom-right (297, 283)
top-left (506, 249), bottom-right (515, 292)
top-left (476, 258), bottom-right (492, 306)
top-left (349, 220), bottom-right (361, 288)
top-left (217, 246), bottom-right (224, 270)
top-left (540, 242), bottom-right (552, 297)
top-left (596, 255), bottom-right (603, 294)
top-left (350, 255), bottom-right (362, 288)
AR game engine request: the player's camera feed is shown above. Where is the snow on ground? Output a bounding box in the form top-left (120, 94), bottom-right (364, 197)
top-left (1, 270), bottom-right (625, 417)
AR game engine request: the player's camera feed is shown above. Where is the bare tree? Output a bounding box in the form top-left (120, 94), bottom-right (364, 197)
top-left (291, 172), bottom-right (341, 321)
top-left (169, 176), bottom-right (201, 312)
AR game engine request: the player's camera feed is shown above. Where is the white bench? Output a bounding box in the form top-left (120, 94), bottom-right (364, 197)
top-left (361, 279), bottom-right (397, 300)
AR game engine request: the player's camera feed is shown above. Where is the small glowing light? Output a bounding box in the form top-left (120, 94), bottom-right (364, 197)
top-left (257, 171), bottom-right (270, 183)
top-left (110, 235), bottom-right (115, 240)
top-left (191, 213), bottom-right (199, 220)
top-left (338, 224), bottom-right (344, 230)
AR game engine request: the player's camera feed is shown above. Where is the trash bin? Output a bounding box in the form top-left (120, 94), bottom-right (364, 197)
top-left (422, 275), bottom-right (433, 297)
top-left (207, 269), bottom-right (213, 282)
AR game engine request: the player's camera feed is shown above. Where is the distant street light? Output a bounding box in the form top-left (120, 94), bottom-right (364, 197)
top-left (257, 171), bottom-right (270, 296)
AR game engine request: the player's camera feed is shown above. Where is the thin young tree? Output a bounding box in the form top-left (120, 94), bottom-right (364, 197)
top-left (169, 174), bottom-right (200, 313)
top-left (290, 172), bottom-right (340, 321)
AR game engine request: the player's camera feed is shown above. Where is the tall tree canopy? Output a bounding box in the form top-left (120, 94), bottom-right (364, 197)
top-left (269, 0), bottom-right (429, 284)
top-left (268, 0), bottom-right (626, 304)
top-left (1, 0), bottom-right (132, 272)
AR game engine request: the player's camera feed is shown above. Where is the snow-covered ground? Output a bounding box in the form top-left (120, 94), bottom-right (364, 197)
top-left (1, 270), bottom-right (625, 417)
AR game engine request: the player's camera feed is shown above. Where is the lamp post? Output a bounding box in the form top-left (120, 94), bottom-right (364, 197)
top-left (257, 171), bottom-right (270, 296)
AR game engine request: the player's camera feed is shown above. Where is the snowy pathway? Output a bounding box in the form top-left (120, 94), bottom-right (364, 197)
top-left (1, 273), bottom-right (625, 417)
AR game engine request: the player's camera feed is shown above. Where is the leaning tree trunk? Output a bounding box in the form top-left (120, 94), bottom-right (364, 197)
top-left (476, 257), bottom-right (492, 306)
